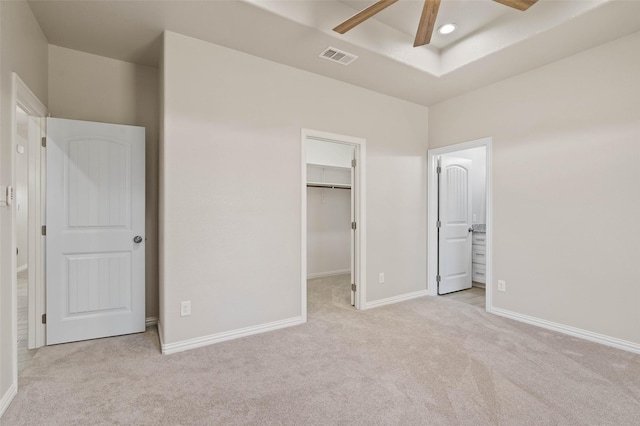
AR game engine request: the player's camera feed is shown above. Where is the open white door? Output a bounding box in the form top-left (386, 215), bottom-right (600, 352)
top-left (46, 118), bottom-right (145, 345)
top-left (438, 156), bottom-right (472, 295)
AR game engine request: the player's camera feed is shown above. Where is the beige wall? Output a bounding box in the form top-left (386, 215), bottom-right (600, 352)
top-left (0, 0), bottom-right (48, 407)
top-left (307, 187), bottom-right (351, 277)
top-left (15, 134), bottom-right (28, 270)
top-left (15, 108), bottom-right (29, 270)
top-left (160, 32), bottom-right (427, 346)
top-left (48, 45), bottom-right (160, 320)
top-left (429, 32), bottom-right (640, 344)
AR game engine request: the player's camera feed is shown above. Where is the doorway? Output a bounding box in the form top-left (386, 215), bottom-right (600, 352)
top-left (12, 74), bottom-right (47, 380)
top-left (15, 106), bottom-right (35, 374)
top-left (301, 129), bottom-right (366, 320)
top-left (427, 138), bottom-right (492, 311)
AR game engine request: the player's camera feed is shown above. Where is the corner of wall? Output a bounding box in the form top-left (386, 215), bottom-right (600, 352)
top-left (0, 0), bottom-right (49, 405)
top-left (157, 30), bottom-right (166, 344)
top-left (0, 382), bottom-right (17, 419)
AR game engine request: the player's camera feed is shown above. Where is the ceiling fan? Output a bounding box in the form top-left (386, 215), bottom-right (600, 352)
top-left (333, 0), bottom-right (538, 47)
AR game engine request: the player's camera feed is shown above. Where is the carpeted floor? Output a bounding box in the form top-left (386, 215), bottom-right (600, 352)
top-left (17, 269), bottom-right (38, 375)
top-left (3, 274), bottom-right (640, 425)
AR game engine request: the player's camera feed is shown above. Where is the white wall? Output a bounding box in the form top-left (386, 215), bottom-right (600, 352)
top-left (307, 187), bottom-right (351, 277)
top-left (15, 142), bottom-right (28, 271)
top-left (306, 141), bottom-right (353, 278)
top-left (429, 32), bottom-right (640, 345)
top-left (443, 147), bottom-right (486, 224)
top-left (48, 45), bottom-right (160, 319)
top-left (15, 108), bottom-right (29, 270)
top-left (0, 0), bottom-right (48, 409)
top-left (160, 31), bottom-right (428, 347)
top-left (306, 139), bottom-right (354, 168)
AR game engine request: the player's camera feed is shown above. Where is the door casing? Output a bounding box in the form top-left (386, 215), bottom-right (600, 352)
top-left (427, 137), bottom-right (493, 311)
top-left (301, 129), bottom-right (366, 317)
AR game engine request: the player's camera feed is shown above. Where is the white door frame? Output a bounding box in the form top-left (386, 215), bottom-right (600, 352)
top-left (427, 137), bottom-right (493, 312)
top-left (11, 73), bottom-right (48, 386)
top-left (301, 129), bottom-right (367, 319)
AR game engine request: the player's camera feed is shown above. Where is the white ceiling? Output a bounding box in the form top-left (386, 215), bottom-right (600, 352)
top-left (28, 0), bottom-right (640, 106)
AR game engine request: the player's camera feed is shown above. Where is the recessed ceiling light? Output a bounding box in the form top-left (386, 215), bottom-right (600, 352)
top-left (438, 23), bottom-right (457, 35)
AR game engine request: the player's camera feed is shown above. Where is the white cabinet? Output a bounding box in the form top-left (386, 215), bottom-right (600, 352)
top-left (472, 233), bottom-right (486, 245)
top-left (472, 232), bottom-right (486, 285)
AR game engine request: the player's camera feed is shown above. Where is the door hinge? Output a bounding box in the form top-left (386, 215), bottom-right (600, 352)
top-left (351, 221), bottom-right (357, 230)
top-left (436, 275), bottom-right (441, 283)
top-left (41, 137), bottom-right (46, 147)
top-left (41, 313), bottom-right (46, 324)
top-left (436, 166), bottom-right (441, 174)
top-left (351, 159), bottom-right (356, 168)
top-left (351, 283), bottom-right (356, 292)
top-left (41, 225), bottom-right (46, 236)
top-left (436, 220), bottom-right (441, 228)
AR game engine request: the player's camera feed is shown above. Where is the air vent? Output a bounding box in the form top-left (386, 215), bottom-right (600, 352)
top-left (319, 47), bottom-right (358, 66)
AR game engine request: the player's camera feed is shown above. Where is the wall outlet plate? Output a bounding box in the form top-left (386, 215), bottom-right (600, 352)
top-left (497, 280), bottom-right (506, 292)
top-left (379, 272), bottom-right (385, 283)
top-left (180, 301), bottom-right (191, 316)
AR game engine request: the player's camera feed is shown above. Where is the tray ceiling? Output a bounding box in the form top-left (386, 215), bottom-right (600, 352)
top-left (28, 0), bottom-right (640, 105)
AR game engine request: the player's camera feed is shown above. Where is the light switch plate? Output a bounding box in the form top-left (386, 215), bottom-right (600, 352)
top-left (6, 186), bottom-right (14, 206)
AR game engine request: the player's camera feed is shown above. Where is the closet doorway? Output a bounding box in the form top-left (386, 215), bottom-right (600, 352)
top-left (427, 138), bottom-right (492, 311)
top-left (301, 129), bottom-right (366, 318)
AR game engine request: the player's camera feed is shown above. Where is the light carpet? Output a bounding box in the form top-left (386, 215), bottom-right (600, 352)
top-left (3, 274), bottom-right (640, 425)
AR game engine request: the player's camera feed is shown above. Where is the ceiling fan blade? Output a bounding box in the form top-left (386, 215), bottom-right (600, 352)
top-left (333, 0), bottom-right (399, 34)
top-left (414, 0), bottom-right (441, 47)
top-left (492, 0), bottom-right (538, 11)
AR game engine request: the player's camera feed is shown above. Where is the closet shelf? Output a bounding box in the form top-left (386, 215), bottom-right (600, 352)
top-left (306, 181), bottom-right (351, 190)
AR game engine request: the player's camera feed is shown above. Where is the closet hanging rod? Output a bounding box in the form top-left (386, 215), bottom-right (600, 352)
top-left (306, 183), bottom-right (351, 190)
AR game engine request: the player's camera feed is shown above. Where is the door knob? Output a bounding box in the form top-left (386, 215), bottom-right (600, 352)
top-left (468, 228), bottom-right (474, 233)
top-left (133, 236), bottom-right (143, 244)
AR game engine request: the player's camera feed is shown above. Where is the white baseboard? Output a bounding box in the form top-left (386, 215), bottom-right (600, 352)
top-left (161, 316), bottom-right (305, 355)
top-left (491, 307), bottom-right (640, 355)
top-left (0, 382), bottom-right (17, 418)
top-left (16, 264), bottom-right (28, 273)
top-left (364, 289), bottom-right (429, 310)
top-left (145, 317), bottom-right (158, 327)
top-left (307, 269), bottom-right (350, 279)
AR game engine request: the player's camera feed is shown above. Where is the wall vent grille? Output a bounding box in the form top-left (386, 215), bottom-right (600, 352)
top-left (319, 47), bottom-right (358, 66)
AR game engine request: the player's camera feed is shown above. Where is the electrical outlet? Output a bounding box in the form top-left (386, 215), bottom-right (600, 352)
top-left (180, 301), bottom-right (191, 317)
top-left (497, 280), bottom-right (506, 292)
top-left (379, 273), bottom-right (385, 283)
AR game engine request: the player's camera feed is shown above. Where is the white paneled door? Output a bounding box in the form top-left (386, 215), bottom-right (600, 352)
top-left (438, 156), bottom-right (472, 295)
top-left (46, 118), bottom-right (145, 345)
